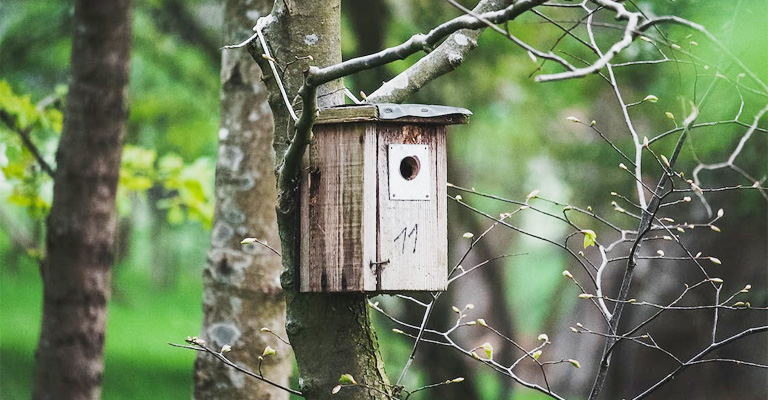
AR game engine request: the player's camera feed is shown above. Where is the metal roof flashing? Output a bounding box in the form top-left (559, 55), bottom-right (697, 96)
top-left (315, 103), bottom-right (472, 125)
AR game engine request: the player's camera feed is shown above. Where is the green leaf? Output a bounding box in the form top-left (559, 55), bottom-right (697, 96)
top-left (581, 229), bottom-right (597, 248)
top-left (480, 342), bottom-right (493, 359)
top-left (338, 374), bottom-right (357, 385)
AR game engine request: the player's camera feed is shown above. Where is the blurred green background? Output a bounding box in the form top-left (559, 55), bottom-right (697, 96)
top-left (1, 0), bottom-right (766, 399)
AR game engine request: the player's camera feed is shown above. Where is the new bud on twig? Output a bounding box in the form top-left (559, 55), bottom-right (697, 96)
top-left (262, 346), bottom-right (276, 357)
top-left (338, 374), bottom-right (357, 385)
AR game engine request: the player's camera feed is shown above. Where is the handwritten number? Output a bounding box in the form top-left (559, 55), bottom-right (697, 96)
top-left (408, 224), bottom-right (418, 253)
top-left (393, 224), bottom-right (419, 254)
top-left (394, 227), bottom-right (407, 254)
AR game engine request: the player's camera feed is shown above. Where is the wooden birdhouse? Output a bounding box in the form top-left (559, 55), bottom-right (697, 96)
top-left (300, 103), bottom-right (471, 293)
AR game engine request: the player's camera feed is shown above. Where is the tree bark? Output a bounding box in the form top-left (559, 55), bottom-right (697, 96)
top-left (32, 0), bottom-right (133, 398)
top-left (193, 0), bottom-right (293, 398)
top-left (248, 2), bottom-right (391, 399)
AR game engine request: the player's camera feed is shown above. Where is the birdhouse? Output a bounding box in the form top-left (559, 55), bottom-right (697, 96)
top-left (300, 103), bottom-right (471, 293)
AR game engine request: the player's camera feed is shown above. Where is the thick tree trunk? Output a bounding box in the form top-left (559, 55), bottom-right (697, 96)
top-left (32, 0), bottom-right (133, 398)
top-left (193, 0), bottom-right (293, 398)
top-left (248, 2), bottom-right (391, 399)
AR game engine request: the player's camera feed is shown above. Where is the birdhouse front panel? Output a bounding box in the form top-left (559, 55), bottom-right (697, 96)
top-left (375, 123), bottom-right (447, 292)
top-left (300, 104), bottom-right (470, 293)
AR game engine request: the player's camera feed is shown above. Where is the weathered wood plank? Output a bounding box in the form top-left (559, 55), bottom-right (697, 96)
top-left (301, 123), bottom-right (373, 291)
top-left (363, 123), bottom-right (378, 291)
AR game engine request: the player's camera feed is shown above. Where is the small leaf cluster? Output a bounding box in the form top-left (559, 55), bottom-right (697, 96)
top-left (119, 145), bottom-right (214, 227)
top-left (0, 80), bottom-right (63, 217)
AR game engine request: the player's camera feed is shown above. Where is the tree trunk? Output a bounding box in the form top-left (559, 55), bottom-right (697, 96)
top-left (193, 0), bottom-right (293, 398)
top-left (32, 0), bottom-right (133, 398)
top-left (248, 2), bottom-right (391, 399)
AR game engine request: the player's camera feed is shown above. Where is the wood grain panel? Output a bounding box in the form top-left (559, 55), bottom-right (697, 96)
top-left (301, 123), bottom-right (376, 291)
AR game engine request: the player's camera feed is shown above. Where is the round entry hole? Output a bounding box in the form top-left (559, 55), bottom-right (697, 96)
top-left (399, 156), bottom-right (420, 180)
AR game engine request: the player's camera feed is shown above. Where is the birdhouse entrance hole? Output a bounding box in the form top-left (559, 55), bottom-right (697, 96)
top-left (400, 156), bottom-right (420, 180)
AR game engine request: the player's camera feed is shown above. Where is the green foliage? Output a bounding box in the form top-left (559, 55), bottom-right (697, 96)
top-left (120, 145), bottom-right (215, 228)
top-left (0, 80), bottom-right (62, 218)
top-left (128, 10), bottom-right (220, 159)
top-left (0, 80), bottom-right (215, 228)
top-left (0, 80), bottom-right (63, 133)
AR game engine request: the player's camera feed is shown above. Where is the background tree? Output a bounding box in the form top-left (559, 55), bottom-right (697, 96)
top-left (31, 0), bottom-right (133, 398)
top-left (192, 0), bottom-right (292, 398)
top-left (1, 0), bottom-right (219, 397)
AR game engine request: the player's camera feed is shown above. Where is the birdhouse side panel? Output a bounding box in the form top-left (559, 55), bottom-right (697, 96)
top-left (376, 124), bottom-right (448, 291)
top-left (300, 123), bottom-right (376, 292)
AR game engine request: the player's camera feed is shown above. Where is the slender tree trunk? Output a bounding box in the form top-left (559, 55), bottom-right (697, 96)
top-left (32, 0), bottom-right (133, 398)
top-left (248, 2), bottom-right (391, 399)
top-left (193, 0), bottom-right (293, 398)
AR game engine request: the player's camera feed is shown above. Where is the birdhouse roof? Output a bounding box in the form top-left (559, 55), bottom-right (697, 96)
top-left (315, 103), bottom-right (471, 125)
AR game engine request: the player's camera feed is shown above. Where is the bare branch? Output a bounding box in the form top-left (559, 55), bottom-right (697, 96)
top-left (169, 338), bottom-right (303, 396)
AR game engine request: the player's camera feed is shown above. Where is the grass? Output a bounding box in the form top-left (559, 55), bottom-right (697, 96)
top-left (0, 239), bottom-right (203, 399)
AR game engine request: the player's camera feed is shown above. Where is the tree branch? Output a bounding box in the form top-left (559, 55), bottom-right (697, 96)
top-left (632, 325), bottom-right (768, 400)
top-left (588, 107), bottom-right (699, 400)
top-left (367, 0), bottom-right (517, 103)
top-left (306, 0), bottom-right (548, 88)
top-left (170, 339), bottom-right (303, 397)
top-left (0, 110), bottom-right (55, 178)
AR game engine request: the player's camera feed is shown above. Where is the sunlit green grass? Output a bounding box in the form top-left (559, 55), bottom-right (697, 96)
top-left (0, 232), bottom-right (203, 399)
